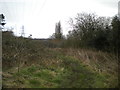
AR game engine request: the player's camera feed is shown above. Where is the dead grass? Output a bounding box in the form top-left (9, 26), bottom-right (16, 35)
top-left (53, 48), bottom-right (118, 76)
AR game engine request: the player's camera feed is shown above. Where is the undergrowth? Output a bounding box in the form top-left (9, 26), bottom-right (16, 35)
top-left (2, 31), bottom-right (118, 88)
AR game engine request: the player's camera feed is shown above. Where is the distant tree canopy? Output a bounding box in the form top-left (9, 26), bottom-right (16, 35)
top-left (49, 13), bottom-right (120, 54)
top-left (50, 21), bottom-right (64, 40)
top-left (65, 13), bottom-right (120, 52)
top-left (55, 21), bottom-right (62, 39)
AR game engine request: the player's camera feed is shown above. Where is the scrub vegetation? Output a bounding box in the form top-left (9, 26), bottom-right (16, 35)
top-left (2, 13), bottom-right (119, 88)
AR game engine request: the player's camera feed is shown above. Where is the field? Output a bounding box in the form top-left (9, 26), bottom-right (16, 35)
top-left (2, 31), bottom-right (118, 88)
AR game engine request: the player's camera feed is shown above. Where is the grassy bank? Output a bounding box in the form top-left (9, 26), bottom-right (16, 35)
top-left (2, 31), bottom-right (118, 88)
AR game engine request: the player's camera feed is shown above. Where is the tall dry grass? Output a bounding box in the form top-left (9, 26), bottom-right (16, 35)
top-left (56, 48), bottom-right (118, 75)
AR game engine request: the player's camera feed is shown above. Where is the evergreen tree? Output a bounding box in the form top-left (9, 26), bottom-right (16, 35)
top-left (55, 21), bottom-right (63, 39)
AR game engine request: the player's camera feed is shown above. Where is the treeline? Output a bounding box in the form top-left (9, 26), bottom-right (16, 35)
top-left (52, 13), bottom-right (120, 54)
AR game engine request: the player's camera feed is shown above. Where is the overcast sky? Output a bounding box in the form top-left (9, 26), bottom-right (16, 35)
top-left (0, 0), bottom-right (119, 38)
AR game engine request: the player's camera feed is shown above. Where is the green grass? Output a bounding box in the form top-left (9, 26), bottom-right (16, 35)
top-left (3, 54), bottom-right (117, 88)
top-left (28, 79), bottom-right (41, 88)
top-left (2, 31), bottom-right (118, 88)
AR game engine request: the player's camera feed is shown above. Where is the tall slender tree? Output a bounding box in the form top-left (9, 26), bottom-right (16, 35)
top-left (55, 21), bottom-right (63, 39)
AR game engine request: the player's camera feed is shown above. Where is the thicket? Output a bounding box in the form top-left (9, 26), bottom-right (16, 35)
top-left (2, 31), bottom-right (45, 70)
top-left (2, 13), bottom-right (120, 68)
top-left (60, 13), bottom-right (120, 55)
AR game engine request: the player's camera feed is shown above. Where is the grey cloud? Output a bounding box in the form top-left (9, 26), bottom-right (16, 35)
top-left (95, 0), bottom-right (119, 8)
